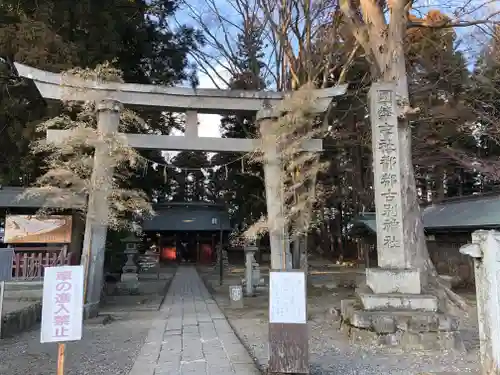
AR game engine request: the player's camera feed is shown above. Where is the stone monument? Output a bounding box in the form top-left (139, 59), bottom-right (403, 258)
top-left (460, 231), bottom-right (500, 374)
top-left (242, 244), bottom-right (262, 296)
top-left (341, 82), bottom-right (463, 350)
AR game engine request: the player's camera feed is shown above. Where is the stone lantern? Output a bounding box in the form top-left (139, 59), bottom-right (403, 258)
top-left (118, 234), bottom-right (141, 293)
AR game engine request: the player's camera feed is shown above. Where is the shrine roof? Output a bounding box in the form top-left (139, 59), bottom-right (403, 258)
top-left (142, 202), bottom-right (231, 232)
top-left (351, 193), bottom-right (500, 235)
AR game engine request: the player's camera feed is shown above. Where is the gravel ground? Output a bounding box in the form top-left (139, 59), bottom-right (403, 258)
top-left (229, 316), bottom-right (480, 374)
top-left (0, 267), bottom-right (177, 375)
top-left (0, 309), bottom-right (156, 375)
top-left (199, 266), bottom-right (481, 375)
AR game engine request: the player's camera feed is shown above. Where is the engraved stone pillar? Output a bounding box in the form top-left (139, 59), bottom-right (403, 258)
top-left (339, 83), bottom-right (463, 351)
top-left (81, 99), bottom-right (121, 317)
top-left (365, 82), bottom-right (421, 295)
top-left (460, 230), bottom-right (500, 375)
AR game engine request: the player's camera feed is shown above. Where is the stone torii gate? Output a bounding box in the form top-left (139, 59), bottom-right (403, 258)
top-left (15, 62), bottom-right (346, 318)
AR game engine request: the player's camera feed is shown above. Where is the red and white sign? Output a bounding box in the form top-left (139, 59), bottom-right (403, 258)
top-left (41, 266), bottom-right (84, 343)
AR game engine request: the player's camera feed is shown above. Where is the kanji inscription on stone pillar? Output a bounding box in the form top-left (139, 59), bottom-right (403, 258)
top-left (370, 83), bottom-right (407, 268)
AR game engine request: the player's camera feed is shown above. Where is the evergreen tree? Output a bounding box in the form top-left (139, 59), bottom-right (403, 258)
top-left (407, 19), bottom-right (477, 200)
top-left (210, 20), bottom-right (267, 229)
top-left (0, 0), bottom-right (202, 197)
top-left (171, 151), bottom-right (210, 202)
top-left (465, 27), bottom-right (500, 192)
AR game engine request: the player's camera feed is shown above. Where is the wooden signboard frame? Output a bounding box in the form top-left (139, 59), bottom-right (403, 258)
top-left (4, 215), bottom-right (72, 244)
top-left (268, 270), bottom-right (309, 374)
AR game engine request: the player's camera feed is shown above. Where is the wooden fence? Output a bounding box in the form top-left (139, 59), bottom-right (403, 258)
top-left (11, 246), bottom-right (72, 280)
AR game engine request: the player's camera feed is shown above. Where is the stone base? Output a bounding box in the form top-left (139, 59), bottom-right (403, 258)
top-left (357, 286), bottom-right (438, 312)
top-left (122, 266), bottom-right (138, 273)
top-left (83, 302), bottom-right (100, 319)
top-left (341, 325), bottom-right (465, 351)
top-left (116, 273), bottom-right (140, 295)
top-left (121, 272), bottom-right (138, 282)
top-left (366, 268), bottom-right (421, 294)
top-left (241, 278), bottom-right (266, 287)
top-left (340, 299), bottom-right (464, 351)
top-left (1, 302), bottom-right (42, 338)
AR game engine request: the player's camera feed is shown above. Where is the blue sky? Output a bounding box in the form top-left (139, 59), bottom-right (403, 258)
top-left (173, 0), bottom-right (499, 138)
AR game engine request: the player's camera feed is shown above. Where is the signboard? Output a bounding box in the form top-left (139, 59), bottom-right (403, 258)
top-left (41, 265), bottom-right (84, 343)
top-left (269, 271), bottom-right (306, 324)
top-left (0, 248), bottom-right (14, 282)
top-left (268, 271), bottom-right (309, 373)
top-left (5, 215), bottom-right (72, 244)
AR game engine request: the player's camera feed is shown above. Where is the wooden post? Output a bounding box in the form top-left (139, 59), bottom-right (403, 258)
top-left (219, 223), bottom-right (223, 286)
top-left (196, 233), bottom-right (200, 263)
top-left (0, 281), bottom-right (4, 339)
top-left (211, 234), bottom-right (215, 263)
top-left (57, 343), bottom-right (65, 375)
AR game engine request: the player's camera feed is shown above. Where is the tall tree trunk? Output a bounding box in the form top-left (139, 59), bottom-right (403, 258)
top-left (381, 4), bottom-right (434, 286)
top-left (435, 166), bottom-right (445, 200)
top-left (379, 2), bottom-right (466, 308)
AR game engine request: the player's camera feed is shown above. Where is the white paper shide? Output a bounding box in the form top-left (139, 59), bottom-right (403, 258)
top-left (41, 265), bottom-right (84, 343)
top-left (269, 271), bottom-right (306, 324)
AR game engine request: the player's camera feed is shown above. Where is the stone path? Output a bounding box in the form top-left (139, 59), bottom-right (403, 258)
top-left (128, 266), bottom-right (260, 375)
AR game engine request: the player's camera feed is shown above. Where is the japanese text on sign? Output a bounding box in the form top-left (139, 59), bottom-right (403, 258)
top-left (269, 271), bottom-right (306, 324)
top-left (41, 265), bottom-right (84, 343)
top-left (370, 84), bottom-right (404, 254)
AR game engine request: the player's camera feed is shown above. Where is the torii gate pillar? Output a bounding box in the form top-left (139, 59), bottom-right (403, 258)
top-left (258, 108), bottom-right (292, 270)
top-left (82, 99), bottom-right (122, 318)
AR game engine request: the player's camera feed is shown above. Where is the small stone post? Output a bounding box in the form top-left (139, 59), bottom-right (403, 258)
top-left (81, 99), bottom-right (121, 317)
top-left (460, 230), bottom-right (500, 375)
top-left (229, 285), bottom-right (243, 308)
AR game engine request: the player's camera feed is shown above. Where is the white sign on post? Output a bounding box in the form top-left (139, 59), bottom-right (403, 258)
top-left (269, 271), bottom-right (306, 324)
top-left (41, 265), bottom-right (84, 343)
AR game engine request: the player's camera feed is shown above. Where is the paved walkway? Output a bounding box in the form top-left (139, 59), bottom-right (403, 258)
top-left (128, 266), bottom-right (260, 375)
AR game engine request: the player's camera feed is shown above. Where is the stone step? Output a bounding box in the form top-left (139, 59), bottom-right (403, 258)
top-left (5, 281), bottom-right (43, 290)
top-left (356, 287), bottom-right (438, 312)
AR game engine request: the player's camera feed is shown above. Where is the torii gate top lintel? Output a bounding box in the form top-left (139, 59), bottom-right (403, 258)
top-left (14, 62), bottom-right (347, 115)
top-left (15, 62), bottom-right (347, 153)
